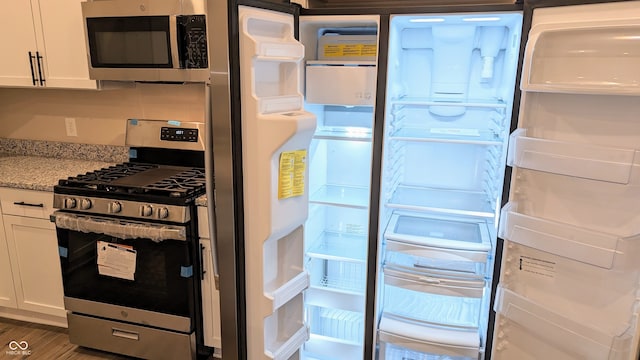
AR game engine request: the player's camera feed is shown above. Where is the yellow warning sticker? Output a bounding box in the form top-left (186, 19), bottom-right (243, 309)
top-left (322, 44), bottom-right (377, 58)
top-left (278, 150), bottom-right (307, 199)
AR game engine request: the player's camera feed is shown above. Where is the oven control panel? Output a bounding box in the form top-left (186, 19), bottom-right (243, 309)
top-left (161, 127), bottom-right (198, 142)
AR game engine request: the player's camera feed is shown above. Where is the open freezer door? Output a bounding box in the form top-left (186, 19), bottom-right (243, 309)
top-left (493, 2), bottom-right (640, 360)
top-left (238, 5), bottom-right (316, 360)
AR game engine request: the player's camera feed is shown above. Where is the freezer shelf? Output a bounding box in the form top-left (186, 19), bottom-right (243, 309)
top-left (313, 129), bottom-right (372, 142)
top-left (507, 128), bottom-right (638, 184)
top-left (383, 270), bottom-right (484, 327)
top-left (493, 286), bottom-right (635, 360)
top-left (310, 185), bottom-right (370, 209)
top-left (304, 334), bottom-right (363, 360)
top-left (378, 313), bottom-right (480, 359)
top-left (307, 231), bottom-right (367, 263)
top-left (387, 186), bottom-right (495, 218)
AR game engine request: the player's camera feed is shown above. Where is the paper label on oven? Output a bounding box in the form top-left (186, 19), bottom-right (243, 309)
top-left (278, 150), bottom-right (307, 199)
top-left (97, 241), bottom-right (137, 281)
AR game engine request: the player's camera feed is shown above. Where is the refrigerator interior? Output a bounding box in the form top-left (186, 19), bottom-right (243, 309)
top-left (493, 3), bottom-right (640, 358)
top-left (377, 12), bottom-right (522, 360)
top-left (300, 15), bottom-right (379, 360)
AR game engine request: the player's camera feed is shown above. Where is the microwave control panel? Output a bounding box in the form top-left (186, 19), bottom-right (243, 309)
top-left (177, 15), bottom-right (208, 69)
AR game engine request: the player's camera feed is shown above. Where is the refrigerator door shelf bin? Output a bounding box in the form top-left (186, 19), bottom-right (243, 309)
top-left (306, 231), bottom-right (367, 263)
top-left (265, 324), bottom-right (309, 360)
top-left (309, 184), bottom-right (370, 209)
top-left (378, 313), bottom-right (480, 359)
top-left (389, 127), bottom-right (502, 146)
top-left (385, 213), bottom-right (492, 256)
top-left (522, 22), bottom-right (640, 95)
top-left (387, 186), bottom-right (495, 218)
top-left (493, 286), bottom-right (635, 360)
top-left (499, 202), bottom-right (638, 270)
top-left (384, 267), bottom-right (485, 299)
top-left (265, 271), bottom-right (310, 312)
top-left (507, 128), bottom-right (638, 184)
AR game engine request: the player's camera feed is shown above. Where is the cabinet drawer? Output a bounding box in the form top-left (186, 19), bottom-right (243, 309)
top-left (0, 188), bottom-right (54, 219)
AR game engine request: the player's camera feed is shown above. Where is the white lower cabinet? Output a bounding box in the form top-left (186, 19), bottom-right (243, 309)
top-left (0, 188), bottom-right (66, 325)
top-left (198, 206), bottom-right (222, 350)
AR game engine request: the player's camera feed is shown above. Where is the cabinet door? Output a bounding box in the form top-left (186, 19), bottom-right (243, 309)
top-left (200, 239), bottom-right (222, 349)
top-left (36, 0), bottom-right (97, 89)
top-left (0, 219), bottom-right (17, 308)
top-left (0, 2), bottom-right (39, 87)
top-left (4, 215), bottom-right (66, 318)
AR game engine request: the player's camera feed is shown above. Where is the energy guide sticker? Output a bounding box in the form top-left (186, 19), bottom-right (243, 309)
top-left (519, 255), bottom-right (556, 280)
top-left (97, 241), bottom-right (137, 281)
top-left (278, 150), bottom-right (307, 199)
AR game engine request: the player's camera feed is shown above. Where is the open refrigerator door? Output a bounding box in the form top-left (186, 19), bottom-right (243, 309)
top-left (238, 5), bottom-right (316, 360)
top-left (493, 2), bottom-right (640, 359)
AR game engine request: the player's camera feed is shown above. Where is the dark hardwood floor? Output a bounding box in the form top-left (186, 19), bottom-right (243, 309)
top-left (0, 318), bottom-right (134, 360)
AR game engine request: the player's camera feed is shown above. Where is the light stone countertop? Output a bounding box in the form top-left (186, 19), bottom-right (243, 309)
top-left (0, 155), bottom-right (115, 192)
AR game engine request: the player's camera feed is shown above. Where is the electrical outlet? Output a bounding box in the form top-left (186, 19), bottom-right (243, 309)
top-left (65, 117), bottom-right (78, 137)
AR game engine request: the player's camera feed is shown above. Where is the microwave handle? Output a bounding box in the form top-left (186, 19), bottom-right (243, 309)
top-left (170, 16), bottom-right (180, 69)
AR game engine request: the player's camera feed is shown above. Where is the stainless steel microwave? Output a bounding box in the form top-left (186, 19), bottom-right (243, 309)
top-left (82, 0), bottom-right (209, 82)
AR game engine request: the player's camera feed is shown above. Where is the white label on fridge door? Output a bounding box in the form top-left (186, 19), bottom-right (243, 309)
top-left (278, 149), bottom-right (307, 199)
top-left (519, 255), bottom-right (556, 280)
top-left (97, 241), bottom-right (137, 281)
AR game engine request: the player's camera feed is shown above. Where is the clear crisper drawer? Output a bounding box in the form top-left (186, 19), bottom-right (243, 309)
top-left (523, 24), bottom-right (640, 94)
top-left (383, 269), bottom-right (484, 327)
top-left (378, 313), bottom-right (480, 359)
top-left (385, 213), bottom-right (492, 263)
top-left (493, 287), bottom-right (636, 360)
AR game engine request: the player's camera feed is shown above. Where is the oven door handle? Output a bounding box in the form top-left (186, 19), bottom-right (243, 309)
top-left (52, 211), bottom-right (187, 242)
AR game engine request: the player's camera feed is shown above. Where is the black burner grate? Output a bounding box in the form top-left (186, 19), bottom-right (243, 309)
top-left (59, 163), bottom-right (206, 199)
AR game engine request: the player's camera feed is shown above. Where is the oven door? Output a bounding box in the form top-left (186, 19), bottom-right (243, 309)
top-left (54, 211), bottom-right (196, 333)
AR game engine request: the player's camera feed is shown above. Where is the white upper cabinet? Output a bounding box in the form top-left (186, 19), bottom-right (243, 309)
top-left (0, 0), bottom-right (97, 89)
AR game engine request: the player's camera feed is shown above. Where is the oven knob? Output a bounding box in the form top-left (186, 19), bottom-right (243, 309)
top-left (157, 207), bottom-right (169, 219)
top-left (109, 201), bottom-right (122, 214)
top-left (64, 198), bottom-right (77, 209)
top-left (80, 198), bottom-right (92, 210)
top-left (140, 205), bottom-right (153, 217)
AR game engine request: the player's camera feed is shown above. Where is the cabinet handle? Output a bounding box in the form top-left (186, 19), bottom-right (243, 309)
top-left (36, 51), bottom-right (45, 86)
top-left (13, 201), bottom-right (44, 208)
top-left (28, 52), bottom-right (37, 86)
top-left (111, 328), bottom-right (139, 341)
top-left (199, 244), bottom-right (207, 280)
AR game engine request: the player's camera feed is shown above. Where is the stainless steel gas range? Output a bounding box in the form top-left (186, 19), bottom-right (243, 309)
top-left (52, 119), bottom-right (209, 360)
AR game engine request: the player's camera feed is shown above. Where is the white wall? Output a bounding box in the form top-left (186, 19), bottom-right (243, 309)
top-left (0, 83), bottom-right (206, 145)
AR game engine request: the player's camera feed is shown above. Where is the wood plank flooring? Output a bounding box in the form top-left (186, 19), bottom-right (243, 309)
top-left (0, 318), bottom-right (133, 360)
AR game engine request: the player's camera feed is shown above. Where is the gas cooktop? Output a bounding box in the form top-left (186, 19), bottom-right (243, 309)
top-left (54, 162), bottom-right (206, 209)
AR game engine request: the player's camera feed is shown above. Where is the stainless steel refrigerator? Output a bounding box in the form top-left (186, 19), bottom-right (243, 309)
top-left (206, 0), bottom-right (640, 359)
